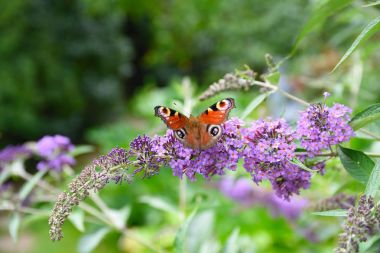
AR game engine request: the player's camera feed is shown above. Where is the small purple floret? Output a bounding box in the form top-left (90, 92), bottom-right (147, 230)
top-left (36, 135), bottom-right (75, 172)
top-left (297, 103), bottom-right (354, 154)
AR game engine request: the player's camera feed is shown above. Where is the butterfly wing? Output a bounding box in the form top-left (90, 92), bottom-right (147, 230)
top-left (155, 98), bottom-right (235, 150)
top-left (197, 98), bottom-right (235, 149)
top-left (198, 98), bottom-right (235, 124)
top-left (154, 106), bottom-right (189, 130)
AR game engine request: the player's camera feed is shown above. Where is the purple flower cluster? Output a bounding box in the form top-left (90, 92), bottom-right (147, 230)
top-left (219, 177), bottom-right (256, 206)
top-left (242, 119), bottom-right (296, 165)
top-left (297, 103), bottom-right (354, 153)
top-left (219, 177), bottom-right (307, 221)
top-left (267, 161), bottom-right (311, 200)
top-left (152, 118), bottom-right (244, 181)
top-left (36, 135), bottom-right (76, 172)
top-left (0, 145), bottom-right (31, 169)
top-left (241, 119), bottom-right (307, 199)
top-left (129, 135), bottom-right (167, 177)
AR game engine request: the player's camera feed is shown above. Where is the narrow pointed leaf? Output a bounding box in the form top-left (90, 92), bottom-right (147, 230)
top-left (349, 103), bottom-right (380, 130)
top-left (78, 228), bottom-right (110, 253)
top-left (105, 206), bottom-right (131, 230)
top-left (0, 169), bottom-right (11, 185)
top-left (312, 209), bottom-right (348, 217)
top-left (175, 206), bottom-right (199, 253)
top-left (331, 15), bottom-right (380, 72)
top-left (263, 71), bottom-right (280, 85)
top-left (69, 145), bottom-right (94, 157)
top-left (140, 195), bottom-right (178, 215)
top-left (222, 228), bottom-right (240, 253)
top-left (19, 170), bottom-right (47, 201)
top-left (291, 0), bottom-right (353, 55)
top-left (68, 210), bottom-right (85, 232)
top-left (241, 93), bottom-right (271, 119)
top-left (9, 212), bottom-right (21, 241)
top-left (289, 158), bottom-right (318, 172)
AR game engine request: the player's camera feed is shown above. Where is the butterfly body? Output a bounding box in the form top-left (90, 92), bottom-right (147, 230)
top-left (154, 98), bottom-right (235, 150)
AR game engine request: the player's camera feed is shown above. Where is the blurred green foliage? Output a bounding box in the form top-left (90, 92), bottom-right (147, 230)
top-left (0, 0), bottom-right (131, 143)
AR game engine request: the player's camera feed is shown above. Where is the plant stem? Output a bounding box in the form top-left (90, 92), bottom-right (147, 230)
top-left (179, 177), bottom-right (187, 221)
top-left (252, 80), bottom-right (310, 106)
top-left (359, 129), bottom-right (380, 142)
top-left (178, 78), bottom-right (194, 220)
top-left (296, 151), bottom-right (380, 158)
top-left (365, 152), bottom-right (380, 158)
top-left (122, 228), bottom-right (167, 253)
top-left (78, 202), bottom-right (114, 228)
top-left (280, 90), bottom-right (310, 106)
top-left (0, 205), bottom-right (50, 215)
top-left (87, 192), bottom-right (167, 253)
top-left (18, 170), bottom-right (59, 195)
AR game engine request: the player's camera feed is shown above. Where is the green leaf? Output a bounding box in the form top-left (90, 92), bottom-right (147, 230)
top-left (311, 209), bottom-right (348, 217)
top-left (241, 92), bottom-right (271, 119)
top-left (359, 234), bottom-right (380, 252)
top-left (350, 103), bottom-right (380, 130)
top-left (139, 195), bottom-right (178, 215)
top-left (332, 16), bottom-right (380, 72)
top-left (105, 206), bottom-right (131, 231)
top-left (291, 0), bottom-right (353, 55)
top-left (9, 212), bottom-right (21, 241)
top-left (175, 206), bottom-right (199, 253)
top-left (68, 210), bottom-right (85, 232)
top-left (222, 228), bottom-right (240, 253)
top-left (0, 168), bottom-right (11, 185)
top-left (338, 146), bottom-right (375, 183)
top-left (69, 145), bottom-right (94, 157)
top-left (19, 170), bottom-right (47, 201)
top-left (364, 160), bottom-right (380, 198)
top-left (78, 228), bottom-right (110, 253)
top-left (187, 210), bottom-right (215, 252)
top-left (289, 158), bottom-right (318, 173)
top-left (23, 210), bottom-right (50, 226)
top-left (362, 1), bottom-right (380, 7)
top-left (263, 71), bottom-right (280, 85)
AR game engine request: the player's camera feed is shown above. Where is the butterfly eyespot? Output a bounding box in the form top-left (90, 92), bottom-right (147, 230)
top-left (161, 107), bottom-right (170, 115)
top-left (217, 100), bottom-right (228, 110)
top-left (175, 129), bottom-right (186, 139)
top-left (208, 125), bottom-right (221, 137)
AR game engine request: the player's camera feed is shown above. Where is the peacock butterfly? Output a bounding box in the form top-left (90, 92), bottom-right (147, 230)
top-left (154, 98), bottom-right (235, 150)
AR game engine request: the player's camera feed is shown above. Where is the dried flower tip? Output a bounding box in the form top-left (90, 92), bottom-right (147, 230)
top-left (335, 195), bottom-right (380, 253)
top-left (265, 53), bottom-right (277, 72)
top-left (199, 69), bottom-right (257, 101)
top-left (49, 148), bottom-right (132, 241)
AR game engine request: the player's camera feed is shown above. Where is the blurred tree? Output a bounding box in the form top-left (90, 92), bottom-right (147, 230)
top-left (143, 0), bottom-right (309, 87)
top-left (0, 0), bottom-right (131, 144)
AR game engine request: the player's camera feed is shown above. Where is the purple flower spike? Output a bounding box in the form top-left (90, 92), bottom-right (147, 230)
top-left (297, 103), bottom-right (354, 154)
top-left (36, 135), bottom-right (75, 172)
top-left (219, 177), bottom-right (308, 220)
